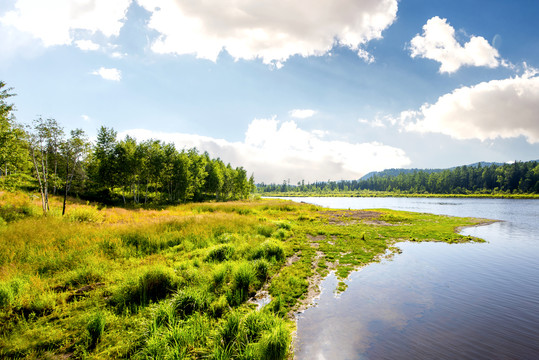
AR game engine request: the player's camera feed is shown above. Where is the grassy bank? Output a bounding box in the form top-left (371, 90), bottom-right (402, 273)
top-left (0, 191), bottom-right (490, 359)
top-left (260, 190), bottom-right (539, 199)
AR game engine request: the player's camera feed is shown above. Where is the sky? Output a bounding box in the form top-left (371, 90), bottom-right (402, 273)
top-left (1, 0), bottom-right (538, 184)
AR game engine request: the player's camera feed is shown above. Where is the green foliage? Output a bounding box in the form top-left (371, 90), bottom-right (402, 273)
top-left (66, 206), bottom-right (103, 223)
top-left (206, 244), bottom-right (236, 262)
top-left (253, 259), bottom-right (269, 282)
top-left (0, 283), bottom-right (14, 308)
top-left (172, 287), bottom-right (208, 318)
top-left (0, 198), bottom-right (489, 358)
top-left (87, 311), bottom-right (106, 349)
top-left (257, 322), bottom-right (290, 360)
top-left (228, 262), bottom-right (255, 306)
top-left (111, 266), bottom-right (178, 312)
top-left (252, 240), bottom-right (285, 262)
top-left (257, 160), bottom-right (539, 196)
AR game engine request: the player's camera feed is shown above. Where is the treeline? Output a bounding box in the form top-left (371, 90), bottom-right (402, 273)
top-left (258, 161), bottom-right (539, 195)
top-left (0, 81), bottom-right (254, 212)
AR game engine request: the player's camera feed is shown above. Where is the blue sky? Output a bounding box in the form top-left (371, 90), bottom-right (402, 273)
top-left (1, 0), bottom-right (538, 183)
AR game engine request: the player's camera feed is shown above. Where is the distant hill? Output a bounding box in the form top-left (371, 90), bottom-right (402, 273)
top-left (360, 161), bottom-right (505, 180)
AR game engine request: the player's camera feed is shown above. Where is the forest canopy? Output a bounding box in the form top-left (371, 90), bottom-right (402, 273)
top-left (0, 82), bottom-right (254, 211)
top-left (257, 161), bottom-right (539, 195)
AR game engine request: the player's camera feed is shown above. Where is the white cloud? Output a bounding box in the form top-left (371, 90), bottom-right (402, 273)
top-left (357, 48), bottom-right (375, 64)
top-left (111, 51), bottom-right (125, 58)
top-left (289, 109), bottom-right (317, 119)
top-left (92, 67), bottom-right (121, 81)
top-left (137, 0), bottom-right (398, 65)
top-left (358, 117), bottom-right (387, 128)
top-left (0, 0), bottom-right (131, 47)
top-left (410, 16), bottom-right (501, 73)
top-left (119, 118), bottom-right (410, 183)
top-left (401, 73), bottom-right (539, 143)
top-left (75, 39), bottom-right (100, 51)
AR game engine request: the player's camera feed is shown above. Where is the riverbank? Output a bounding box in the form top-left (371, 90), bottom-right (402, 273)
top-left (260, 190), bottom-right (539, 199)
top-left (0, 191), bottom-right (490, 359)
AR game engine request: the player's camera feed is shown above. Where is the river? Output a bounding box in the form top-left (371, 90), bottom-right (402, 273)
top-left (281, 197), bottom-right (539, 360)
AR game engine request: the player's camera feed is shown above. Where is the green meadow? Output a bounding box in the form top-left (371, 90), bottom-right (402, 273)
top-left (0, 191), bottom-right (489, 359)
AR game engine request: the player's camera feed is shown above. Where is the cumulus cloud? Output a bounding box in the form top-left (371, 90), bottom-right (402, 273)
top-left (401, 72), bottom-right (539, 143)
top-left (119, 118), bottom-right (410, 183)
top-left (75, 39), bottom-right (100, 51)
top-left (410, 16), bottom-right (501, 73)
top-left (0, 0), bottom-right (131, 47)
top-left (358, 117), bottom-right (387, 128)
top-left (137, 0), bottom-right (398, 65)
top-left (92, 67), bottom-right (121, 81)
top-left (289, 109), bottom-right (317, 119)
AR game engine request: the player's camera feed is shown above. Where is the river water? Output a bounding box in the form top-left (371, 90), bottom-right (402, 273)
top-left (282, 197), bottom-right (539, 360)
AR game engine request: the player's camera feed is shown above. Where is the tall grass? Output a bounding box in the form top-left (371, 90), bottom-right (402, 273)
top-left (0, 195), bottom-right (486, 359)
top-left (87, 311), bottom-right (106, 349)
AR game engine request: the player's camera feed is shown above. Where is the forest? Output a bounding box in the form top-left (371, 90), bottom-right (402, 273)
top-left (0, 82), bottom-right (254, 212)
top-left (257, 160), bottom-right (539, 195)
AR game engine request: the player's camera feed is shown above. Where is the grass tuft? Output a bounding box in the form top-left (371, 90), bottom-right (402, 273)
top-left (87, 311), bottom-right (106, 349)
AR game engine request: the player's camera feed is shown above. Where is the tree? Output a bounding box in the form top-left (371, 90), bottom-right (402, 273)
top-left (92, 126), bottom-right (117, 191)
top-left (61, 129), bottom-right (90, 215)
top-left (28, 117), bottom-right (63, 213)
top-left (0, 82), bottom-right (29, 189)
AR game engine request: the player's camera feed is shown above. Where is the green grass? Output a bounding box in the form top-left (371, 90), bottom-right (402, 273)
top-left (0, 191), bottom-right (491, 359)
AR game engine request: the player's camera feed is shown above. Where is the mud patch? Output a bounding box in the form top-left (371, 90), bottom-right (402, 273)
top-left (319, 210), bottom-right (381, 225)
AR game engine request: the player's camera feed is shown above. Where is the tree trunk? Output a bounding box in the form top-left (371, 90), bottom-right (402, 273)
top-left (30, 147), bottom-right (47, 213)
top-left (62, 159), bottom-right (68, 216)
